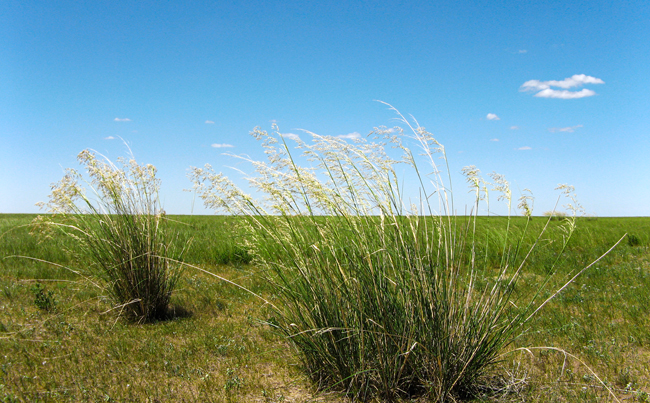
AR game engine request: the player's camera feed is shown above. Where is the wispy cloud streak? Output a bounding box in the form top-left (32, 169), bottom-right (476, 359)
top-left (337, 132), bottom-right (362, 140)
top-left (282, 133), bottom-right (301, 141)
top-left (548, 125), bottom-right (583, 133)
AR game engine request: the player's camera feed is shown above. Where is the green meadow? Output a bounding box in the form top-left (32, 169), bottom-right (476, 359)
top-left (1, 214), bottom-right (648, 402)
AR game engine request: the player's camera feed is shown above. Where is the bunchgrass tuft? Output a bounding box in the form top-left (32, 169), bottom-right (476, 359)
top-left (189, 105), bottom-right (616, 401)
top-left (32, 149), bottom-right (188, 323)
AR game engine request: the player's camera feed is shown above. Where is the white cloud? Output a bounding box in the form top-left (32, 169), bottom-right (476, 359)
top-left (520, 74), bottom-right (604, 99)
top-left (486, 113), bottom-right (500, 121)
top-left (337, 132), bottom-right (362, 140)
top-left (510, 126), bottom-right (520, 130)
top-left (517, 146), bottom-right (532, 150)
top-left (534, 89), bottom-right (596, 99)
top-left (522, 74), bottom-right (604, 91)
top-left (490, 138), bottom-right (499, 142)
top-left (282, 133), bottom-right (301, 141)
top-left (211, 143), bottom-right (234, 148)
top-left (518, 49), bottom-right (527, 54)
top-left (205, 120), bottom-right (215, 124)
top-left (114, 118), bottom-right (131, 122)
top-left (548, 125), bottom-right (583, 133)
top-left (104, 136), bottom-right (115, 140)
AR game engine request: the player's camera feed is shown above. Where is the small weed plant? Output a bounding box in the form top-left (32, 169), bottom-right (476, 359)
top-left (189, 105), bottom-right (612, 401)
top-left (33, 149), bottom-right (188, 322)
top-left (30, 282), bottom-right (57, 312)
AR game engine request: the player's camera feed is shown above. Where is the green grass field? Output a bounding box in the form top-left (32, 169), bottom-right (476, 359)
top-left (1, 214), bottom-right (649, 402)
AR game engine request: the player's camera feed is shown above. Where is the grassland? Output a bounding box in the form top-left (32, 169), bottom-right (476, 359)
top-left (1, 214), bottom-right (649, 402)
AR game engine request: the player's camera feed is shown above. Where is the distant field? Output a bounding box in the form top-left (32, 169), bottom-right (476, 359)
top-left (1, 214), bottom-right (649, 402)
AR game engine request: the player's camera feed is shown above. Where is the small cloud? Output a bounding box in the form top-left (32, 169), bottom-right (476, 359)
top-left (486, 113), bottom-right (500, 121)
top-left (548, 125), bottom-right (583, 133)
top-left (517, 146), bottom-right (532, 150)
top-left (283, 133), bottom-right (301, 141)
top-left (337, 132), bottom-right (362, 140)
top-left (510, 126), bottom-right (520, 130)
top-left (534, 89), bottom-right (596, 99)
top-left (520, 74), bottom-right (604, 99)
top-left (114, 118), bottom-right (131, 122)
top-left (205, 120), bottom-right (215, 124)
top-left (521, 74), bottom-right (604, 91)
top-left (490, 138), bottom-right (499, 142)
top-left (104, 136), bottom-right (115, 140)
top-left (211, 143), bottom-right (234, 148)
top-left (518, 49), bottom-right (527, 54)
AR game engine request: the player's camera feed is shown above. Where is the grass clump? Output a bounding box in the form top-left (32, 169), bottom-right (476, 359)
top-left (189, 106), bottom-right (601, 401)
top-left (31, 149), bottom-right (187, 323)
top-left (543, 210), bottom-right (568, 220)
top-left (627, 233), bottom-right (641, 247)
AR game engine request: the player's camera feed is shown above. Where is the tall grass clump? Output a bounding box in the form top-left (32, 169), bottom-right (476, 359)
top-left (32, 149), bottom-right (188, 322)
top-left (189, 106), bottom-right (596, 401)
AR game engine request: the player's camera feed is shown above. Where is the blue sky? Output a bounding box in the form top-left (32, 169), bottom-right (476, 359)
top-left (1, 0), bottom-right (648, 216)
